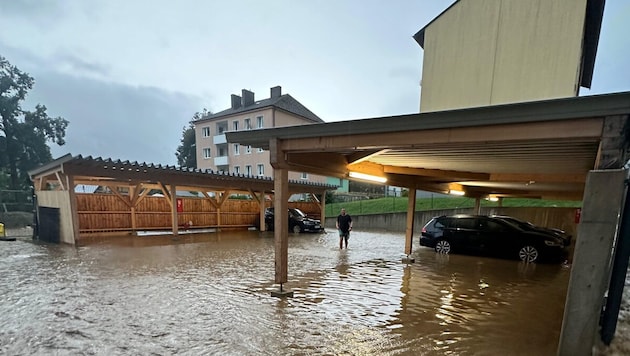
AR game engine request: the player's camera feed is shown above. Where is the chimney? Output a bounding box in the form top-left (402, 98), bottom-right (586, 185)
top-left (241, 89), bottom-right (255, 107)
top-left (231, 94), bottom-right (241, 109)
top-left (270, 86), bottom-right (282, 98)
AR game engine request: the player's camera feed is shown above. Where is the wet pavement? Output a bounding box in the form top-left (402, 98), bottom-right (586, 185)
top-left (0, 229), bottom-right (579, 355)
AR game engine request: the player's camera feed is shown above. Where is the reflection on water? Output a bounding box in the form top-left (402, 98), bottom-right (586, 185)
top-left (0, 230), bottom-right (570, 355)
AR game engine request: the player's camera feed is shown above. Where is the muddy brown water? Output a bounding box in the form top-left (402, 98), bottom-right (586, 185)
top-left (1, 229), bottom-right (572, 355)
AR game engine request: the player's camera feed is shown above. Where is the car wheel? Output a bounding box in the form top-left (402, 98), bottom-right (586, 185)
top-left (435, 240), bottom-right (451, 254)
top-left (292, 225), bottom-right (302, 234)
top-left (518, 245), bottom-right (539, 263)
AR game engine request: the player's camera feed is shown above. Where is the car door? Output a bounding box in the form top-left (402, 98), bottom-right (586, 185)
top-left (477, 218), bottom-right (513, 255)
top-left (451, 217), bottom-right (480, 251)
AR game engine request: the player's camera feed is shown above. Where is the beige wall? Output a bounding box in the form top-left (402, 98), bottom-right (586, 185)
top-left (37, 190), bottom-right (75, 244)
top-left (194, 107), bottom-right (326, 184)
top-left (420, 0), bottom-right (587, 113)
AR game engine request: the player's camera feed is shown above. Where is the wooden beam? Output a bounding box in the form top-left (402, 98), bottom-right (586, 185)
top-left (170, 183), bottom-right (178, 236)
top-left (103, 184), bottom-right (132, 208)
top-left (279, 119), bottom-right (604, 151)
top-left (384, 165), bottom-right (490, 181)
top-left (346, 149), bottom-right (388, 165)
top-left (489, 173), bottom-right (586, 183)
top-left (285, 152), bottom-right (348, 177)
top-left (55, 171), bottom-right (66, 191)
top-left (270, 138), bottom-right (289, 169)
top-left (157, 182), bottom-right (172, 207)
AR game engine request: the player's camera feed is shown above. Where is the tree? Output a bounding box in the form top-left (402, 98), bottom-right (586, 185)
top-left (176, 110), bottom-right (208, 168)
top-left (0, 56), bottom-right (68, 189)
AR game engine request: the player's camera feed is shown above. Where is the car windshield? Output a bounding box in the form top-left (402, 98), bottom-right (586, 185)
top-left (290, 208), bottom-right (307, 218)
top-left (500, 217), bottom-right (535, 230)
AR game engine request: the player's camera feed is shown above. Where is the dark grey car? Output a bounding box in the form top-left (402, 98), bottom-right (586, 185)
top-left (264, 207), bottom-right (324, 233)
top-left (420, 214), bottom-right (568, 263)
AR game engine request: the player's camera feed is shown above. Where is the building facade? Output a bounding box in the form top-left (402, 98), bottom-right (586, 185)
top-left (414, 0), bottom-right (603, 113)
top-left (193, 86), bottom-right (327, 183)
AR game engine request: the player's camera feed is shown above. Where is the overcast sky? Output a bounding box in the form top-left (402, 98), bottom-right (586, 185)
top-left (1, 0), bottom-right (629, 166)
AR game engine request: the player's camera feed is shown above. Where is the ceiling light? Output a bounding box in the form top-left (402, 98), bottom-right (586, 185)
top-left (448, 189), bottom-right (466, 196)
top-left (348, 171), bottom-right (387, 183)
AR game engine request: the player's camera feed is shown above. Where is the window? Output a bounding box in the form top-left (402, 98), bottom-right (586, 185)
top-left (246, 145), bottom-right (252, 154)
top-left (257, 164), bottom-right (264, 176)
top-left (234, 166), bottom-right (240, 174)
top-left (232, 121), bottom-right (239, 131)
top-left (257, 147), bottom-right (264, 153)
top-left (256, 116), bottom-right (264, 128)
top-left (455, 218), bottom-right (478, 230)
top-left (233, 143), bottom-right (240, 155)
top-left (300, 172), bottom-right (308, 180)
top-left (202, 127), bottom-right (210, 137)
top-left (245, 165), bottom-right (252, 176)
top-left (203, 148), bottom-right (211, 159)
top-left (244, 118), bottom-right (252, 130)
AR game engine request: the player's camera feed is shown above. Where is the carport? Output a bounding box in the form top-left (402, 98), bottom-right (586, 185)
top-left (227, 91), bottom-right (630, 355)
top-left (28, 154), bottom-right (334, 244)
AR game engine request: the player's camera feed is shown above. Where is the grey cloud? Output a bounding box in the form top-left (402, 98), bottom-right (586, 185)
top-left (1, 43), bottom-right (203, 165)
top-left (29, 71), bottom-right (203, 165)
top-left (54, 52), bottom-right (111, 78)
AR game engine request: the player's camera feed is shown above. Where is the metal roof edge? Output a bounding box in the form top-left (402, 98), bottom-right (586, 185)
top-left (28, 153), bottom-right (75, 178)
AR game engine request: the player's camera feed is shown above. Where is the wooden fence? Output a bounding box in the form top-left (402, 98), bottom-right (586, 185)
top-left (76, 194), bottom-right (322, 234)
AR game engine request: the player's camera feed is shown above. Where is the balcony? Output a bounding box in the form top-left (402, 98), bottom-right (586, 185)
top-left (213, 134), bottom-right (227, 145)
top-left (214, 156), bottom-right (229, 166)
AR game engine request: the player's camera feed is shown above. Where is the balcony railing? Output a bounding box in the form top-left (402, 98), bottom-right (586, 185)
top-left (213, 134), bottom-right (227, 145)
top-left (214, 156), bottom-right (229, 166)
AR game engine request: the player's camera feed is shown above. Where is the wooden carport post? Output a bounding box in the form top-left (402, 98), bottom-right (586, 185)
top-left (402, 187), bottom-right (416, 263)
top-left (270, 138), bottom-right (293, 297)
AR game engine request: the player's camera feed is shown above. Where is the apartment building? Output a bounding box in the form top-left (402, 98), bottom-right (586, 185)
top-left (193, 86), bottom-right (327, 183)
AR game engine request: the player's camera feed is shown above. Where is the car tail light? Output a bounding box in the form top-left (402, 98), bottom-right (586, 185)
top-left (421, 227), bottom-right (427, 233)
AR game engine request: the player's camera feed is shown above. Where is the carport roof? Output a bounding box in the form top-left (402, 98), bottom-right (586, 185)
top-left (29, 154), bottom-right (337, 194)
top-left (226, 91), bottom-right (630, 201)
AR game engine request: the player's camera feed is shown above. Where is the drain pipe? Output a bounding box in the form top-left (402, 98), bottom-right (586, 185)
top-left (600, 174), bottom-right (630, 345)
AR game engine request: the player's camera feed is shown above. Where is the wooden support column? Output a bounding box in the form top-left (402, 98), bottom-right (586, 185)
top-left (67, 175), bottom-right (80, 245)
top-left (319, 192), bottom-right (326, 228)
top-left (402, 187), bottom-right (416, 263)
top-left (159, 182), bottom-right (178, 236)
top-left (270, 138), bottom-right (293, 298)
top-left (249, 189), bottom-right (266, 232)
top-left (473, 197), bottom-right (481, 214)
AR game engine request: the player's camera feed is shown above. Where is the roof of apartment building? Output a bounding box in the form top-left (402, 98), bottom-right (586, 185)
top-left (197, 86), bottom-right (323, 123)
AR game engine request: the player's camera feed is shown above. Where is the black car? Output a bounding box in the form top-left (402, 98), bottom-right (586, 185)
top-left (490, 215), bottom-right (572, 247)
top-left (419, 214), bottom-right (568, 262)
top-left (264, 207), bottom-right (324, 233)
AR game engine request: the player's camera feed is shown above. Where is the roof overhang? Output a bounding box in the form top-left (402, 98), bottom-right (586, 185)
top-left (29, 155), bottom-right (337, 195)
top-left (226, 92), bottom-right (630, 201)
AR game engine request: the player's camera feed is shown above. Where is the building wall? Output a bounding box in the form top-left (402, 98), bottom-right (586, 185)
top-left (195, 106), bottom-right (326, 184)
top-left (37, 190), bottom-right (75, 244)
top-left (420, 0), bottom-right (587, 113)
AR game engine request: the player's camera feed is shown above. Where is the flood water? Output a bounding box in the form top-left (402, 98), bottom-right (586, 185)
top-left (1, 229), bottom-right (575, 355)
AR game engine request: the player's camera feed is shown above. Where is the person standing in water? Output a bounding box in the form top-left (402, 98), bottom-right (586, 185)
top-left (336, 208), bottom-right (353, 249)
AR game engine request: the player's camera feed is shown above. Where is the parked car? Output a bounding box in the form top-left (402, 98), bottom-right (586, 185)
top-left (490, 215), bottom-right (572, 247)
top-left (419, 214), bottom-right (568, 263)
top-left (264, 207), bottom-right (324, 233)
